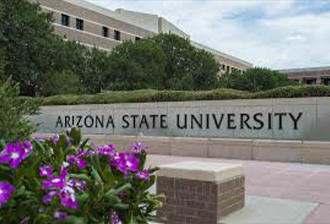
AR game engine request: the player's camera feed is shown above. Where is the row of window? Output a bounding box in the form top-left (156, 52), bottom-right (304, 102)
top-left (220, 64), bottom-right (242, 73)
top-left (292, 78), bottom-right (330, 85)
top-left (61, 14), bottom-right (141, 41)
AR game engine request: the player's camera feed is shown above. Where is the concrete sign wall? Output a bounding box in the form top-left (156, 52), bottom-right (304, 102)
top-left (31, 97), bottom-right (330, 141)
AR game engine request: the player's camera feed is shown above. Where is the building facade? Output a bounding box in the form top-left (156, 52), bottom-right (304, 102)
top-left (278, 66), bottom-right (330, 85)
top-left (34, 0), bottom-right (252, 73)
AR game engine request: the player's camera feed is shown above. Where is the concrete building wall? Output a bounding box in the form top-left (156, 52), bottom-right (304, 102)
top-left (38, 0), bottom-right (154, 50)
top-left (158, 17), bottom-right (190, 39)
top-left (114, 9), bottom-right (160, 34)
top-left (278, 67), bottom-right (330, 85)
top-left (36, 0), bottom-right (252, 73)
top-left (192, 41), bottom-right (253, 72)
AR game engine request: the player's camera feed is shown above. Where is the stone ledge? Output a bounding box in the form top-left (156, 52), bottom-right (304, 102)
top-left (157, 161), bottom-right (243, 182)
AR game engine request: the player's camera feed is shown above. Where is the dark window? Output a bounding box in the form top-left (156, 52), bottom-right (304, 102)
top-left (324, 78), bottom-right (330, 85)
top-left (227, 66), bottom-right (230, 72)
top-left (76, 18), bottom-right (84, 30)
top-left (135, 37), bottom-right (141, 41)
top-left (305, 78), bottom-right (316, 85)
top-left (114, 30), bottom-right (121, 41)
top-left (222, 64), bottom-right (225, 70)
top-left (102, 27), bottom-right (109, 37)
top-left (61, 14), bottom-right (70, 27)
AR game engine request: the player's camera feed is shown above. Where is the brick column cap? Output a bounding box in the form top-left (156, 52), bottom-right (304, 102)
top-left (157, 161), bottom-right (243, 182)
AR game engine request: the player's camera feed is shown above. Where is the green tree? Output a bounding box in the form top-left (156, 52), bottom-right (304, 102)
top-left (0, 80), bottom-right (39, 142)
top-left (193, 49), bottom-right (220, 90)
top-left (40, 70), bottom-right (82, 96)
top-left (0, 0), bottom-right (6, 75)
top-left (151, 33), bottom-right (219, 90)
top-left (82, 48), bottom-right (110, 94)
top-left (0, 0), bottom-right (58, 96)
top-left (220, 67), bottom-right (294, 92)
top-left (107, 39), bottom-right (167, 90)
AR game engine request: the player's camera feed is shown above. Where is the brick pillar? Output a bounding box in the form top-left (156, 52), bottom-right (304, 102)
top-left (156, 161), bottom-right (245, 224)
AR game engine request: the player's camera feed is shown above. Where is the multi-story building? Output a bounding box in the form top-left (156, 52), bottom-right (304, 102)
top-left (33, 0), bottom-right (252, 73)
top-left (278, 66), bottom-right (330, 85)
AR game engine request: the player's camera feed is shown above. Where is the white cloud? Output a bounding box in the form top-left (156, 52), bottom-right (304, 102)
top-left (87, 0), bottom-right (330, 69)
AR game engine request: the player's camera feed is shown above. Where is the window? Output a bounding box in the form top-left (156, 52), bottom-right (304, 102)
top-left (102, 27), bottom-right (109, 38)
top-left (222, 64), bottom-right (225, 70)
top-left (61, 14), bottom-right (70, 27)
top-left (324, 78), bottom-right (330, 85)
top-left (114, 30), bottom-right (121, 41)
top-left (135, 37), bottom-right (141, 41)
top-left (76, 18), bottom-right (84, 30)
top-left (227, 66), bottom-right (230, 72)
top-left (305, 78), bottom-right (316, 85)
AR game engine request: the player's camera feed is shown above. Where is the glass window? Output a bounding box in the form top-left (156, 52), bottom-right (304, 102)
top-left (114, 30), bottom-right (121, 41)
top-left (324, 78), bottom-right (330, 85)
top-left (61, 14), bottom-right (70, 27)
top-left (103, 27), bottom-right (109, 37)
top-left (76, 18), bottom-right (84, 30)
top-left (305, 78), bottom-right (316, 85)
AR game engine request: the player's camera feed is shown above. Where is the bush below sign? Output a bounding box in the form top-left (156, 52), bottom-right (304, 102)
top-left (0, 128), bottom-right (163, 224)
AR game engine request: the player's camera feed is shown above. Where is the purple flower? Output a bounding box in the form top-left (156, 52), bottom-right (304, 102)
top-left (131, 141), bottom-right (146, 153)
top-left (53, 209), bottom-right (68, 220)
top-left (75, 148), bottom-right (94, 157)
top-left (20, 217), bottom-right (29, 224)
top-left (43, 176), bottom-right (66, 189)
top-left (111, 153), bottom-right (139, 173)
top-left (35, 137), bottom-right (46, 143)
top-left (68, 156), bottom-right (86, 169)
top-left (51, 135), bottom-right (59, 144)
top-left (98, 144), bottom-right (115, 157)
top-left (42, 191), bottom-right (57, 204)
top-left (42, 167), bottom-right (67, 189)
top-left (111, 212), bottom-right (120, 224)
top-left (39, 166), bottom-right (53, 177)
top-left (0, 181), bottom-right (15, 205)
top-left (59, 186), bottom-right (78, 209)
top-left (136, 170), bottom-right (150, 181)
top-left (68, 179), bottom-right (86, 191)
top-left (22, 141), bottom-right (33, 158)
top-left (0, 143), bottom-right (31, 169)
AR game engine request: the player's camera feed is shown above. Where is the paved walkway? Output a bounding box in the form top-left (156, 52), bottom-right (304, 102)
top-left (148, 155), bottom-right (330, 224)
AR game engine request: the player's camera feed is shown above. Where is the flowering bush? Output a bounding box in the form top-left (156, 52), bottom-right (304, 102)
top-left (0, 128), bottom-right (163, 223)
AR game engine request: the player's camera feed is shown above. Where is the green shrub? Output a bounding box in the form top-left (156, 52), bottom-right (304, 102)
top-left (0, 80), bottom-right (39, 142)
top-left (25, 85), bottom-right (330, 106)
top-left (220, 67), bottom-right (294, 92)
top-left (252, 85), bottom-right (330, 99)
top-left (40, 70), bottom-right (82, 96)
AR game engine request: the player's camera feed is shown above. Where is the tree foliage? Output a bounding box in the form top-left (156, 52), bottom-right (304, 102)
top-left (0, 0), bottom-right (6, 75)
top-left (0, 0), bottom-right (57, 96)
top-left (0, 80), bottom-right (39, 142)
top-left (151, 34), bottom-right (220, 90)
top-left (220, 67), bottom-right (294, 92)
top-left (107, 39), bottom-right (167, 90)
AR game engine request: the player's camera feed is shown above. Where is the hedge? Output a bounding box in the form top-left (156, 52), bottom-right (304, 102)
top-left (24, 85), bottom-right (330, 106)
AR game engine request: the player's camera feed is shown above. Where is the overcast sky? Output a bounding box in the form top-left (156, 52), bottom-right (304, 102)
top-left (87, 0), bottom-right (330, 69)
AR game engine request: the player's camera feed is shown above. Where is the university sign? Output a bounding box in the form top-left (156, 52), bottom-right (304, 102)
top-left (31, 97), bottom-right (330, 141)
top-left (55, 112), bottom-right (303, 131)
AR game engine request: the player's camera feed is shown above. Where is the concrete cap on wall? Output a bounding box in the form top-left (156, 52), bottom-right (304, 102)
top-left (157, 161), bottom-right (244, 182)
